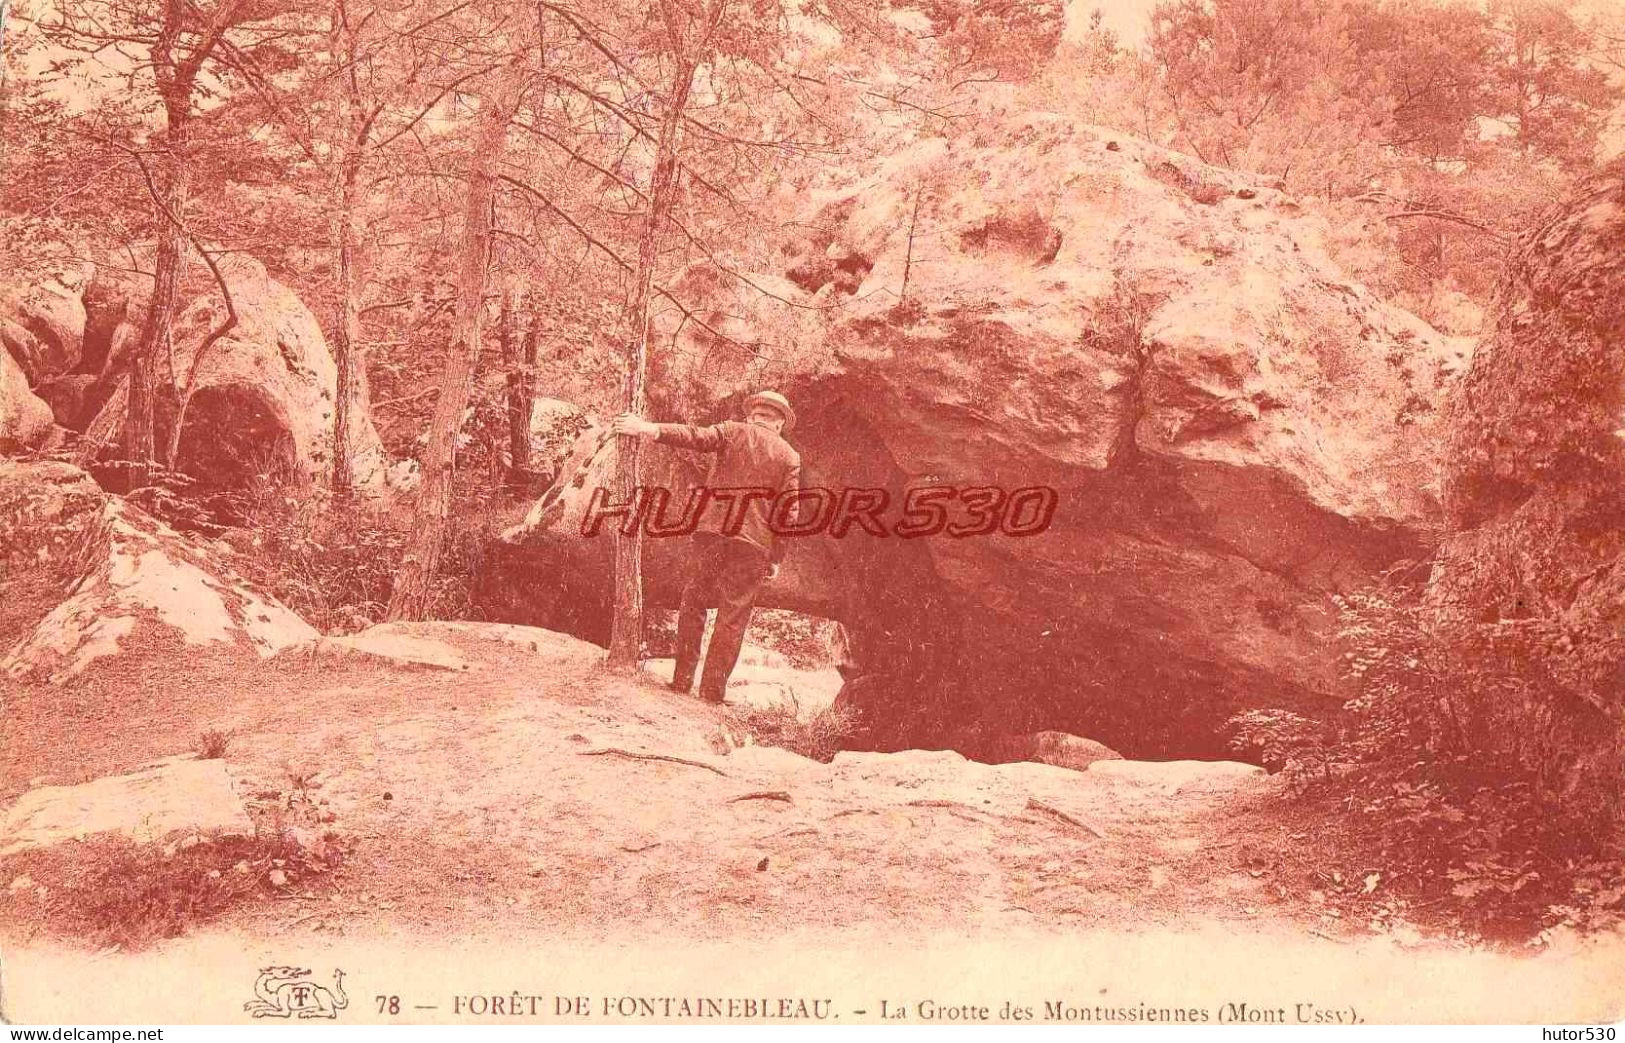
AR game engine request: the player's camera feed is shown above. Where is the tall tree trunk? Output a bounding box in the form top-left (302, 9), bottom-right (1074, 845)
top-left (329, 2), bottom-right (364, 493)
top-left (125, 119), bottom-right (190, 489)
top-left (520, 307), bottom-right (541, 476)
top-left (385, 74), bottom-right (521, 622)
top-left (604, 54), bottom-right (700, 671)
top-left (501, 289), bottom-right (536, 484)
top-left (331, 164), bottom-right (363, 493)
top-left (112, 0), bottom-right (249, 485)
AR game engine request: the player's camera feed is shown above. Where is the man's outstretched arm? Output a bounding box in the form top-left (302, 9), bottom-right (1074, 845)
top-left (610, 413), bottom-right (726, 453)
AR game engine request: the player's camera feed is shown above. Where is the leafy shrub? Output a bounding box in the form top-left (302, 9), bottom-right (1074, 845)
top-left (229, 491), bottom-right (409, 632)
top-left (219, 476), bottom-right (488, 632)
top-left (1333, 584), bottom-right (1448, 763)
top-left (1225, 708), bottom-right (1331, 789)
top-left (1334, 576), bottom-right (1621, 847)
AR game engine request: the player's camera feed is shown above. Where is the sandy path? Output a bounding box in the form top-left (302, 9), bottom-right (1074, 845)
top-left (4, 624), bottom-right (1624, 1023)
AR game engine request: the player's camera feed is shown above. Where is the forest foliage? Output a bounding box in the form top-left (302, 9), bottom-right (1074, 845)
top-left (7, 0), bottom-right (1621, 472)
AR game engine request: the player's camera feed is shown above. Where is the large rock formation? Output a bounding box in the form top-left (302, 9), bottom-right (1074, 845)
top-left (495, 114), bottom-right (1465, 757)
top-left (164, 255), bottom-right (390, 491)
top-left (0, 256), bottom-right (390, 491)
top-left (0, 262), bottom-right (93, 383)
top-left (0, 344), bottom-right (53, 449)
top-left (1, 757), bottom-right (253, 858)
top-left (0, 460), bottom-right (317, 686)
top-left (1427, 164), bottom-right (1625, 825)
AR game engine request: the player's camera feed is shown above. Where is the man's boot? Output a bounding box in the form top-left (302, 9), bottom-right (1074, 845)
top-left (672, 649), bottom-right (698, 694)
top-left (672, 610), bottom-right (703, 693)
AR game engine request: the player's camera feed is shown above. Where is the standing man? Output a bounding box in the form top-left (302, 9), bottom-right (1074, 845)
top-left (609, 391), bottom-right (800, 704)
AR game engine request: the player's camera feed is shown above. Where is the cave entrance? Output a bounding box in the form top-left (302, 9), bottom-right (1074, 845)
top-left (171, 384), bottom-right (299, 524)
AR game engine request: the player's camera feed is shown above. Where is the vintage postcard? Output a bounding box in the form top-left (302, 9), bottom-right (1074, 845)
top-left (3, 0), bottom-right (1625, 1026)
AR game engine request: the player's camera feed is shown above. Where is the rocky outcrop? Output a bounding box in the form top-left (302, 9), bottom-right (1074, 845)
top-left (0, 460), bottom-right (317, 685)
top-left (285, 625), bottom-right (472, 673)
top-left (980, 731), bottom-right (1123, 773)
top-left (166, 256), bottom-right (389, 490)
top-left (1428, 164), bottom-right (1625, 825)
top-left (0, 460), bottom-right (113, 650)
top-left (0, 345), bottom-right (53, 449)
top-left (497, 114), bottom-right (1463, 758)
top-left (0, 262), bottom-right (92, 383)
top-left (522, 397), bottom-right (594, 479)
top-left (1, 257), bottom-right (391, 492)
top-left (79, 266), bottom-right (142, 378)
top-left (0, 757), bottom-right (252, 858)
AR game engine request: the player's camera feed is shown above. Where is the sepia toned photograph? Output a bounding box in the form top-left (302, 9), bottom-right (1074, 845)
top-left (2, 0), bottom-right (1624, 1025)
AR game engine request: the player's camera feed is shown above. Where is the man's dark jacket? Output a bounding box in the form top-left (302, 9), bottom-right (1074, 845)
top-left (655, 420), bottom-right (800, 563)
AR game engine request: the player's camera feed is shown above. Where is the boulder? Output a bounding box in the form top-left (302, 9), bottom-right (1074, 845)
top-left (1085, 758), bottom-right (1267, 796)
top-left (0, 461), bottom-right (108, 648)
top-left (0, 460), bottom-right (317, 684)
top-left (1426, 288), bottom-right (1485, 337)
top-left (3, 255), bottom-right (396, 493)
top-left (507, 397), bottom-right (593, 481)
top-left (287, 627), bottom-right (471, 672)
top-left (1, 319), bottom-right (44, 385)
top-left (0, 261), bottom-right (92, 382)
top-left (0, 342), bottom-right (53, 448)
top-left (496, 114), bottom-right (1460, 758)
top-left (33, 373), bottom-right (101, 431)
top-left (0, 757), bottom-right (252, 858)
top-left (0, 459), bottom-right (108, 577)
top-left (79, 266), bottom-right (143, 376)
top-left (979, 730), bottom-right (1123, 772)
top-left (166, 256), bottom-right (388, 490)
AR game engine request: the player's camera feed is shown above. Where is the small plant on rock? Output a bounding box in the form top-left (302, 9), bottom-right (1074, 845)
top-left (197, 728), bottom-right (232, 759)
top-left (5, 828), bottom-right (341, 950)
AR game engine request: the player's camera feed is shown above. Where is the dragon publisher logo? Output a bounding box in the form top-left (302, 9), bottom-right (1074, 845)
top-left (244, 966), bottom-right (350, 1019)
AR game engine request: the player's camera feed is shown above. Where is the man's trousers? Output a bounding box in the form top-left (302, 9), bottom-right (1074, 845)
top-left (673, 534), bottom-right (769, 703)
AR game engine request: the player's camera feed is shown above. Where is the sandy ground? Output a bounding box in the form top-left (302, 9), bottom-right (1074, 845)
top-left (3, 624), bottom-right (1624, 1024)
